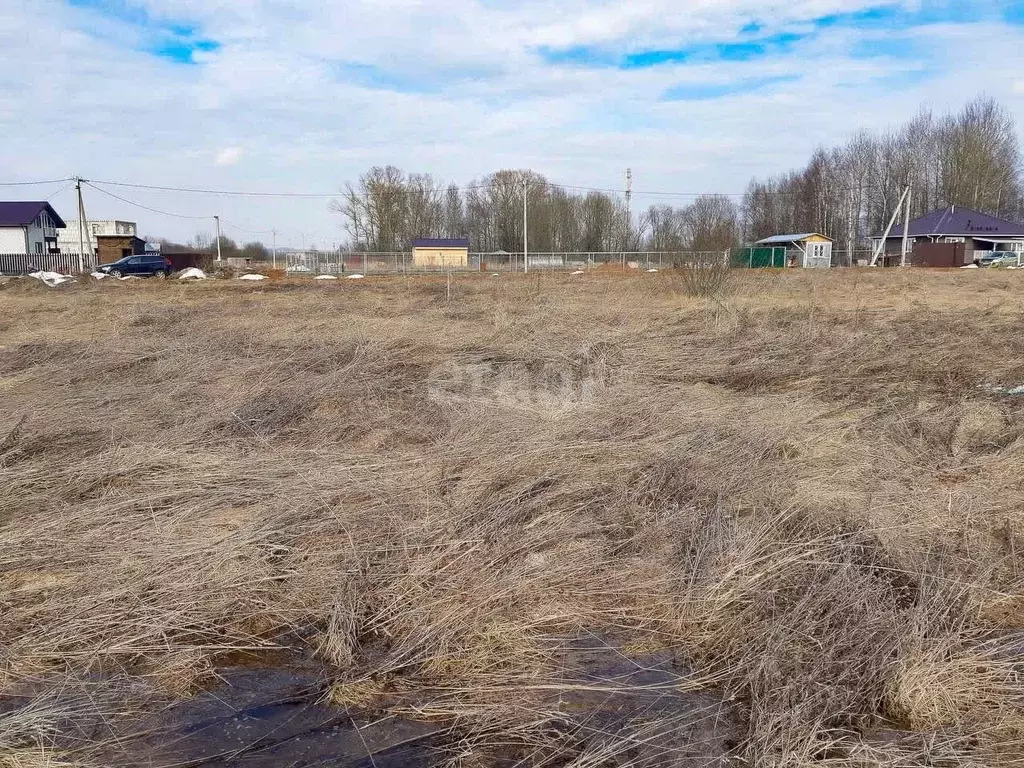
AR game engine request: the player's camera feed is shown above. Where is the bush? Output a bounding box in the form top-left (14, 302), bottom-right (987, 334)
top-left (676, 253), bottom-right (733, 298)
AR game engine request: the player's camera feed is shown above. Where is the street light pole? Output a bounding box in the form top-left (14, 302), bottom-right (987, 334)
top-left (214, 215), bottom-right (222, 262)
top-left (523, 175), bottom-right (529, 274)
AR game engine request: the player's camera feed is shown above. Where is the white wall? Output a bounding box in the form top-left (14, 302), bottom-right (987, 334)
top-left (0, 227), bottom-right (27, 254)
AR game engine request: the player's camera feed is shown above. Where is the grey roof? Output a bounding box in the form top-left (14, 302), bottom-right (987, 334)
top-left (884, 206), bottom-right (1024, 239)
top-left (412, 238), bottom-right (470, 248)
top-left (754, 233), bottom-right (831, 245)
top-left (0, 201), bottom-right (66, 229)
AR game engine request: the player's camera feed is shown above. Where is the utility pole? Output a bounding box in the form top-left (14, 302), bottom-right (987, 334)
top-left (214, 215), bottom-right (222, 262)
top-left (272, 228), bottom-right (277, 269)
top-left (869, 185), bottom-right (910, 266)
top-left (75, 177), bottom-right (86, 274)
top-left (623, 168), bottom-right (632, 270)
top-left (523, 173), bottom-right (529, 274)
top-left (900, 182), bottom-right (913, 267)
top-left (625, 167), bottom-right (632, 246)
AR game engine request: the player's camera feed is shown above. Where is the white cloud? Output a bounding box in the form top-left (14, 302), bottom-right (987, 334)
top-left (215, 146), bottom-right (243, 166)
top-left (1, 1), bottom-right (1023, 246)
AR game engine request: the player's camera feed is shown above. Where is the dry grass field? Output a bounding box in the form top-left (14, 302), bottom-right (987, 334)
top-left (2, 269), bottom-right (1024, 767)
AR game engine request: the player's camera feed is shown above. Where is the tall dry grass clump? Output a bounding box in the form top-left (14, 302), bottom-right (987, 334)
top-left (2, 270), bottom-right (1024, 765)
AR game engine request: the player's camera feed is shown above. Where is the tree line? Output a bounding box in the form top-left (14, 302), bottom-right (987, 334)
top-left (744, 97), bottom-right (1022, 262)
top-left (152, 234), bottom-right (271, 261)
top-left (332, 98), bottom-right (1020, 256)
top-left (169, 96), bottom-right (1021, 258)
top-left (332, 166), bottom-right (743, 253)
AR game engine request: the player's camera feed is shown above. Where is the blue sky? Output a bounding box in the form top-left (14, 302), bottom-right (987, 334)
top-left (2, 0), bottom-right (1024, 245)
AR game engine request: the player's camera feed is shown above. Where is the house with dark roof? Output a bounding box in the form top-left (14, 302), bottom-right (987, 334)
top-left (0, 202), bottom-right (66, 255)
top-left (872, 206), bottom-right (1024, 263)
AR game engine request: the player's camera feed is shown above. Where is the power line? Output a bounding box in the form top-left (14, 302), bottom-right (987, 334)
top-left (88, 178), bottom-right (337, 199)
top-left (220, 217), bottom-right (274, 236)
top-left (86, 175), bottom-right (873, 201)
top-left (79, 174), bottom-right (884, 210)
top-left (84, 181), bottom-right (212, 220)
top-left (0, 178), bottom-right (71, 187)
top-left (469, 178), bottom-right (880, 199)
top-left (45, 181), bottom-right (75, 202)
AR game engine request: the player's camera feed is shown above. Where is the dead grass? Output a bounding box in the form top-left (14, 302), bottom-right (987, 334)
top-left (1, 269), bottom-right (1024, 765)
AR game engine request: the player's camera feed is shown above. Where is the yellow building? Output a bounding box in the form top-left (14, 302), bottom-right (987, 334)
top-left (411, 238), bottom-right (470, 268)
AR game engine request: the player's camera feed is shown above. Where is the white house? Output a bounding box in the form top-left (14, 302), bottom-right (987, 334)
top-left (0, 202), bottom-right (66, 255)
top-left (56, 219), bottom-right (138, 254)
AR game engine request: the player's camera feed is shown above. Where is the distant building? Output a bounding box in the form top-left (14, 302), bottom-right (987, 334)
top-left (0, 201), bottom-right (65, 255)
top-left (411, 238), bottom-right (470, 268)
top-left (872, 206), bottom-right (1024, 265)
top-left (57, 219), bottom-right (145, 263)
top-left (752, 233), bottom-right (833, 268)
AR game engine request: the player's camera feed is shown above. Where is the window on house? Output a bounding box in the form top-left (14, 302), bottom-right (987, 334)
top-left (34, 242), bottom-right (43, 254)
top-left (945, 237), bottom-right (965, 243)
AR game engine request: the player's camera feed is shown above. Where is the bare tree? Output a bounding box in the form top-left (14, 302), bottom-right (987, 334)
top-left (643, 205), bottom-right (687, 251)
top-left (443, 183), bottom-right (465, 238)
top-left (684, 195), bottom-right (740, 251)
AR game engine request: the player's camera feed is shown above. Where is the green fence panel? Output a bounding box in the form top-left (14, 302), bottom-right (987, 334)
top-left (731, 247), bottom-right (786, 268)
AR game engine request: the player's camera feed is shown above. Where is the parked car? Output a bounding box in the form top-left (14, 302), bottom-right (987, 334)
top-left (978, 250), bottom-right (1020, 267)
top-left (97, 254), bottom-right (172, 278)
top-left (989, 252), bottom-right (1021, 268)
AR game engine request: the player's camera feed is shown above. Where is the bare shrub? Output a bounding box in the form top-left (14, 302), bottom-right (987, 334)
top-left (675, 253), bottom-right (733, 298)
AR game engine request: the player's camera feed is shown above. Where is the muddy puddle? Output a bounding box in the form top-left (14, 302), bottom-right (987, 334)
top-left (548, 634), bottom-right (739, 766)
top-left (135, 665), bottom-right (445, 767)
top-left (2, 634), bottom-right (739, 767)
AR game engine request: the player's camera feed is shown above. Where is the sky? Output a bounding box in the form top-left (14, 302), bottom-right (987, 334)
top-left (3, 0), bottom-right (1024, 247)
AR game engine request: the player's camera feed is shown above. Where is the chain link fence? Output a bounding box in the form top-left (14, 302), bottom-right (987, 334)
top-left (277, 250), bottom-right (730, 275)
top-left (0, 248), bottom-right (882, 277)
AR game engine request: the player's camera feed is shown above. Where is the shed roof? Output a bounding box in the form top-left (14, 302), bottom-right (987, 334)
top-left (754, 233), bottom-right (831, 245)
top-left (0, 201), bottom-right (66, 229)
top-left (412, 238), bottom-right (470, 249)
top-left (884, 206), bottom-right (1024, 239)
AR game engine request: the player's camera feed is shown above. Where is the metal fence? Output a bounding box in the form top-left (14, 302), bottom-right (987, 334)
top-left (731, 247), bottom-right (787, 269)
top-left (279, 250), bottom-right (727, 275)
top-left (0, 253), bottom-right (95, 276)
top-left (0, 248), bottom-right (883, 277)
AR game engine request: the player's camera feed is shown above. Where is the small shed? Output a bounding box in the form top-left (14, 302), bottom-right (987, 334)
top-left (411, 238), bottom-right (469, 268)
top-left (96, 234), bottom-right (147, 264)
top-left (753, 233), bottom-right (833, 268)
